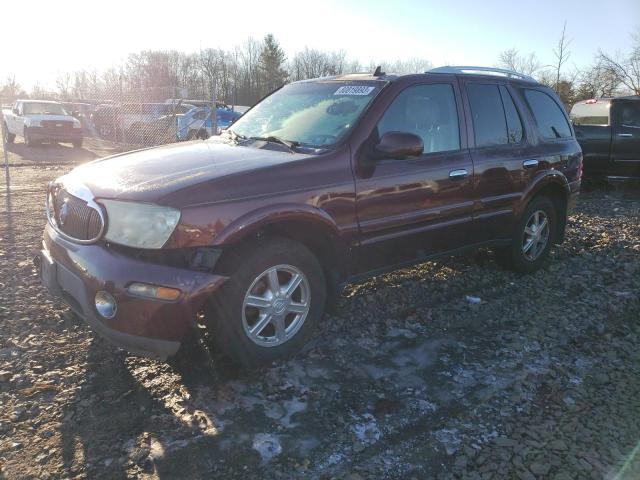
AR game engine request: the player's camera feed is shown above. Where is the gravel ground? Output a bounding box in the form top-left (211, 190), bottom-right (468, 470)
top-left (1, 140), bottom-right (640, 479)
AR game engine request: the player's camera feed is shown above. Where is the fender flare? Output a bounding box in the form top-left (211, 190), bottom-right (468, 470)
top-left (211, 203), bottom-right (343, 247)
top-left (517, 169), bottom-right (570, 217)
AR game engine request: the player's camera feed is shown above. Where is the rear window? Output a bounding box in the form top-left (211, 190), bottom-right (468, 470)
top-left (499, 85), bottom-right (523, 143)
top-left (570, 101), bottom-right (610, 126)
top-left (467, 84), bottom-right (508, 147)
top-left (524, 89), bottom-right (572, 139)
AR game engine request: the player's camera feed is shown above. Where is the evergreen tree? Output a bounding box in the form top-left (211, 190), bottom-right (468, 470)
top-left (258, 34), bottom-right (288, 97)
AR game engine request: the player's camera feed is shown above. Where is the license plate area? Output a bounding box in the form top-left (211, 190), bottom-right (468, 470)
top-left (40, 250), bottom-right (61, 295)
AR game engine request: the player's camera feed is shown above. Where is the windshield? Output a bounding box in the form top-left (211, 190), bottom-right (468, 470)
top-left (23, 102), bottom-right (69, 116)
top-left (229, 81), bottom-right (384, 147)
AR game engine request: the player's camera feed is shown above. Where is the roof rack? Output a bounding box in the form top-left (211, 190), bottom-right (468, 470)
top-left (427, 66), bottom-right (536, 83)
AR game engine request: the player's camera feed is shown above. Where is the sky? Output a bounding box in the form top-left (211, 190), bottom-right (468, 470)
top-left (2, 0), bottom-right (638, 90)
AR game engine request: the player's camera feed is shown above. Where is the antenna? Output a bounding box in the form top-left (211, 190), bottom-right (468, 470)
top-left (373, 66), bottom-right (385, 77)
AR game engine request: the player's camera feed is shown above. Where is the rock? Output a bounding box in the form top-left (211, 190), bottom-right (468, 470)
top-left (494, 437), bottom-right (518, 448)
top-left (529, 462), bottom-right (550, 476)
top-left (0, 370), bottom-right (12, 382)
top-left (549, 439), bottom-right (568, 451)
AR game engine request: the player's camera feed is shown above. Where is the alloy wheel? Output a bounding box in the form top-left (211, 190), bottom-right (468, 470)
top-left (242, 264), bottom-right (310, 347)
top-left (522, 210), bottom-right (550, 261)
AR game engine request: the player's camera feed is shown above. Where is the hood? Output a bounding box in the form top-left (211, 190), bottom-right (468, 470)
top-left (64, 140), bottom-right (311, 205)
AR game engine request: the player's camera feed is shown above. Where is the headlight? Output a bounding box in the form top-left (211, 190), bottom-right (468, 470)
top-left (73, 121), bottom-right (82, 129)
top-left (27, 120), bottom-right (41, 127)
top-left (100, 199), bottom-right (180, 249)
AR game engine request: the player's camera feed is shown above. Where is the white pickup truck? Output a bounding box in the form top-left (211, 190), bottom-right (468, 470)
top-left (2, 99), bottom-right (83, 147)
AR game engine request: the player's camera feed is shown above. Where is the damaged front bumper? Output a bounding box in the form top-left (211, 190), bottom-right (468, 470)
top-left (37, 224), bottom-right (228, 360)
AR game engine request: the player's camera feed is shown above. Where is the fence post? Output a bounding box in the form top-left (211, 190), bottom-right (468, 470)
top-left (211, 84), bottom-right (217, 136)
top-left (1, 112), bottom-right (9, 190)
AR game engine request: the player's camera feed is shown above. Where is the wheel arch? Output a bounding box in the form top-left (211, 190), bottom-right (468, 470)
top-left (521, 171), bottom-right (570, 243)
top-left (212, 204), bottom-right (350, 279)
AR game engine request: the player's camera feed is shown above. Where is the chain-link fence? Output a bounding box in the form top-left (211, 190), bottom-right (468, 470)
top-left (1, 84), bottom-right (248, 156)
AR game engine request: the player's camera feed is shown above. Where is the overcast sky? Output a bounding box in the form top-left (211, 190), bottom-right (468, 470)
top-left (3, 0), bottom-right (638, 89)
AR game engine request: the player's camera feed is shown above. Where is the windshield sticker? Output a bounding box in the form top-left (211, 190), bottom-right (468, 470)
top-left (334, 86), bottom-right (376, 96)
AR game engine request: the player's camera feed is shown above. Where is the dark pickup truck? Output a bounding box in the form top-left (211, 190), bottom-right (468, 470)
top-left (571, 96), bottom-right (640, 179)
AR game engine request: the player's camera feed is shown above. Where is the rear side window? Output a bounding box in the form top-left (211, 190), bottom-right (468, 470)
top-left (619, 102), bottom-right (640, 127)
top-left (467, 84), bottom-right (508, 147)
top-left (524, 89), bottom-right (572, 139)
top-left (499, 86), bottom-right (523, 143)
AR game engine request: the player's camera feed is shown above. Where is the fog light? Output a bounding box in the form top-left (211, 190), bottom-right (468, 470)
top-left (127, 283), bottom-right (181, 301)
top-left (95, 291), bottom-right (117, 319)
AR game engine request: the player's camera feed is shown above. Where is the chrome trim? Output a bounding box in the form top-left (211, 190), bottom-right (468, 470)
top-left (427, 66), bottom-right (536, 83)
top-left (45, 178), bottom-right (106, 245)
top-left (617, 133), bottom-right (633, 137)
top-left (523, 159), bottom-right (539, 169)
top-left (449, 169), bottom-right (468, 180)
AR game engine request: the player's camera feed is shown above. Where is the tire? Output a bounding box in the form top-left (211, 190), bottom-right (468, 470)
top-left (97, 123), bottom-right (113, 139)
top-left (198, 129), bottom-right (210, 140)
top-left (186, 130), bottom-right (197, 140)
top-left (24, 127), bottom-right (38, 147)
top-left (494, 196), bottom-right (556, 274)
top-left (72, 139), bottom-right (83, 148)
top-left (206, 236), bottom-right (327, 367)
top-left (3, 123), bottom-right (15, 144)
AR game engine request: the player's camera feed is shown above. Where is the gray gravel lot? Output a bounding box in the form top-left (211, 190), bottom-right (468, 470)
top-left (1, 139), bottom-right (639, 479)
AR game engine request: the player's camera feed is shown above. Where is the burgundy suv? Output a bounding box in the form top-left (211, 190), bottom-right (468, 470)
top-left (37, 66), bottom-right (582, 366)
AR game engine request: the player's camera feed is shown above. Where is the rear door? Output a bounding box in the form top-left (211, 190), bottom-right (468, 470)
top-left (353, 80), bottom-right (474, 272)
top-left (611, 100), bottom-right (640, 177)
top-left (462, 80), bottom-right (538, 242)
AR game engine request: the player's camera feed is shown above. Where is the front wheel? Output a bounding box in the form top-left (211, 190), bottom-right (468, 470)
top-left (494, 196), bottom-right (556, 274)
top-left (24, 127), bottom-right (38, 147)
top-left (3, 123), bottom-right (15, 144)
top-left (206, 237), bottom-right (327, 367)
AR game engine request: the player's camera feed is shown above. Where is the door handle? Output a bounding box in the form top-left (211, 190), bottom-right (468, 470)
top-left (618, 133), bottom-right (633, 138)
top-left (449, 169), bottom-right (468, 180)
top-left (523, 159), bottom-right (539, 169)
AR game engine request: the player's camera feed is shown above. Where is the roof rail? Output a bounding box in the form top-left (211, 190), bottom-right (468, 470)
top-left (427, 66), bottom-right (536, 83)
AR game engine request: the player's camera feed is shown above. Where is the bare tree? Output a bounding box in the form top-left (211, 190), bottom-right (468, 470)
top-left (552, 22), bottom-right (572, 92)
top-left (56, 73), bottom-right (72, 100)
top-left (597, 30), bottom-right (640, 95)
top-left (497, 48), bottom-right (541, 76)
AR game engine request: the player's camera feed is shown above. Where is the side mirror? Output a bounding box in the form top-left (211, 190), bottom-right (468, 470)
top-left (12, 108), bottom-right (19, 116)
top-left (374, 131), bottom-right (423, 159)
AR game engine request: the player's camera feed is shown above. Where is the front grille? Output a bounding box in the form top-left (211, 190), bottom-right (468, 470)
top-left (50, 187), bottom-right (104, 242)
top-left (41, 120), bottom-right (73, 133)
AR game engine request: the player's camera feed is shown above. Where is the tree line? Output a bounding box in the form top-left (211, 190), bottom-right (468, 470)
top-left (1, 28), bottom-right (638, 109)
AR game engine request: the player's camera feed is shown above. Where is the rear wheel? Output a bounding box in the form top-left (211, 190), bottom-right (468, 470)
top-left (494, 196), bottom-right (556, 274)
top-left (3, 123), bottom-right (15, 144)
top-left (206, 237), bottom-right (326, 367)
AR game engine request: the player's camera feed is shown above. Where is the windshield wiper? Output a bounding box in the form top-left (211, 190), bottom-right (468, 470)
top-left (227, 129), bottom-right (246, 143)
top-left (247, 136), bottom-right (300, 153)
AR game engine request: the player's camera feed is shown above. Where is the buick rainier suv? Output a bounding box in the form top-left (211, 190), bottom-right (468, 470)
top-left (37, 66), bottom-right (582, 367)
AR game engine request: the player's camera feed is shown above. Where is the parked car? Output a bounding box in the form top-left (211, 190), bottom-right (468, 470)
top-left (61, 102), bottom-right (96, 131)
top-left (2, 100), bottom-right (83, 147)
top-left (176, 106), bottom-right (243, 140)
top-left (36, 66), bottom-right (581, 366)
top-left (570, 96), bottom-right (640, 179)
top-left (91, 104), bottom-right (122, 139)
top-left (91, 103), bottom-right (194, 142)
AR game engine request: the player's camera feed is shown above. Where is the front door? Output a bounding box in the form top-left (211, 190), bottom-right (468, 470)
top-left (611, 100), bottom-right (640, 177)
top-left (353, 82), bottom-right (474, 273)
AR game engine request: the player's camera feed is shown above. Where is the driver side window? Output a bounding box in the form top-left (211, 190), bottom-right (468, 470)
top-left (377, 83), bottom-right (460, 155)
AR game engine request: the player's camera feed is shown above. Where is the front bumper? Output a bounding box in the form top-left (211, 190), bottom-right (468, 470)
top-left (38, 224), bottom-right (228, 359)
top-left (28, 126), bottom-right (82, 142)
